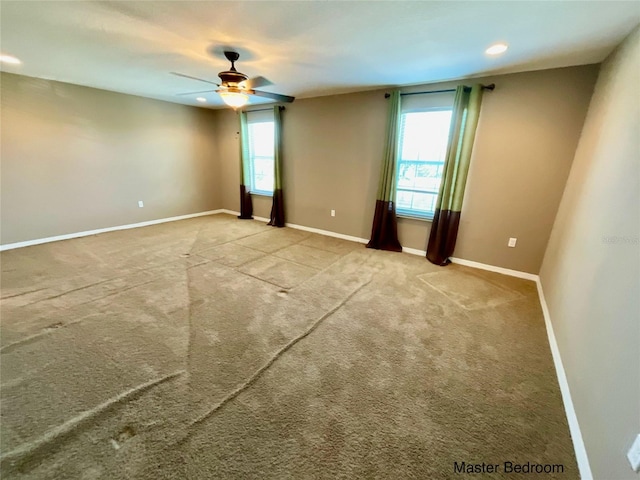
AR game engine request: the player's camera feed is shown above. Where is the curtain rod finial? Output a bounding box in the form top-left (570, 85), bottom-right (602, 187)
top-left (384, 93), bottom-right (391, 98)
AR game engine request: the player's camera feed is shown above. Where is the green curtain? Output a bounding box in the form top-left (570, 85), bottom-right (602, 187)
top-left (238, 111), bottom-right (253, 219)
top-left (268, 106), bottom-right (285, 227)
top-left (366, 90), bottom-right (402, 252)
top-left (426, 85), bottom-right (484, 265)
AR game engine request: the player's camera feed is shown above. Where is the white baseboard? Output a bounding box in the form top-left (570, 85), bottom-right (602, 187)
top-left (403, 250), bottom-right (538, 283)
top-left (219, 210), bottom-right (270, 225)
top-left (535, 279), bottom-right (593, 480)
top-left (450, 256), bottom-right (539, 281)
top-left (285, 222), bottom-right (369, 244)
top-left (218, 210), bottom-right (369, 244)
top-left (0, 207), bottom-right (592, 477)
top-left (446, 254), bottom-right (592, 477)
top-left (0, 209), bottom-right (222, 251)
top-left (219, 209), bottom-right (261, 218)
top-left (219, 209), bottom-right (241, 216)
top-left (220, 212), bottom-right (541, 283)
top-left (402, 246), bottom-right (426, 256)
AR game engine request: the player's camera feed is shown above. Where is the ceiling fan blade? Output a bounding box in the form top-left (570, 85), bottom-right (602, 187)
top-left (176, 89), bottom-right (218, 96)
top-left (250, 89), bottom-right (295, 103)
top-left (170, 72), bottom-right (219, 87)
top-left (242, 76), bottom-right (272, 90)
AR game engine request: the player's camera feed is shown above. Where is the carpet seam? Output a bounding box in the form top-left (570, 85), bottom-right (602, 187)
top-left (416, 274), bottom-right (526, 311)
top-left (185, 277), bottom-right (373, 433)
top-left (250, 254), bottom-right (321, 273)
top-left (0, 287), bottom-right (49, 300)
top-left (235, 269), bottom-right (300, 290)
top-left (270, 245), bottom-right (347, 272)
top-left (1, 312), bottom-right (103, 354)
top-left (1, 275), bottom-right (177, 353)
top-left (7, 216), bottom-right (214, 308)
top-left (232, 229), bottom-right (312, 257)
top-left (289, 248), bottom-right (374, 293)
top-left (184, 219), bottom-right (212, 398)
top-left (189, 226), bottom-right (276, 256)
top-left (13, 256), bottom-right (202, 309)
top-left (0, 370), bottom-right (185, 473)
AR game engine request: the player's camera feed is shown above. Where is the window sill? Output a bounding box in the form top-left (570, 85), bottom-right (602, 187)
top-left (397, 213), bottom-right (433, 222)
top-left (250, 192), bottom-right (273, 198)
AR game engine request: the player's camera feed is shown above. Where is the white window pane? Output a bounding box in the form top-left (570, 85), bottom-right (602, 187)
top-left (411, 192), bottom-right (438, 212)
top-left (396, 109), bottom-right (452, 217)
top-left (253, 157), bottom-right (274, 193)
top-left (398, 162), bottom-right (417, 189)
top-left (249, 122), bottom-right (275, 157)
top-left (400, 111), bottom-right (452, 161)
top-left (247, 120), bottom-right (275, 193)
top-left (397, 191), bottom-right (413, 210)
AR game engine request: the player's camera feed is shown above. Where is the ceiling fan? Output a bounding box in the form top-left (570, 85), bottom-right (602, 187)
top-left (172, 51), bottom-right (295, 109)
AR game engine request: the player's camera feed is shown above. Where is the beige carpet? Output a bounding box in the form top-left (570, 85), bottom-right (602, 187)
top-left (0, 214), bottom-right (578, 479)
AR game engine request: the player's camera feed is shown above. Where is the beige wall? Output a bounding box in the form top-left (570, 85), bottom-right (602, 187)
top-left (1, 72), bottom-right (220, 245)
top-left (215, 65), bottom-right (598, 273)
top-left (454, 67), bottom-right (597, 272)
top-left (1, 66), bottom-right (598, 273)
top-left (216, 89), bottom-right (388, 238)
top-left (540, 27), bottom-right (640, 479)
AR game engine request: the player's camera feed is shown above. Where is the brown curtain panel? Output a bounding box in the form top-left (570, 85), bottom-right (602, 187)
top-left (426, 85), bottom-right (484, 265)
top-left (366, 90), bottom-right (403, 252)
top-left (268, 106), bottom-right (285, 227)
top-left (238, 111), bottom-right (253, 220)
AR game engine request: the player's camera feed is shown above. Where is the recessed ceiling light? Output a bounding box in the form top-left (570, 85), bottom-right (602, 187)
top-left (0, 54), bottom-right (22, 64)
top-left (196, 97), bottom-right (207, 103)
top-left (485, 43), bottom-right (508, 56)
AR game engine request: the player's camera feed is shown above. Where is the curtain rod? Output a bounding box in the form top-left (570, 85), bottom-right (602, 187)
top-left (384, 83), bottom-right (495, 98)
top-left (244, 106), bottom-right (286, 113)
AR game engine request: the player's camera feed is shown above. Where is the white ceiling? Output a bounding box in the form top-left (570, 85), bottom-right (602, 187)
top-left (1, 1), bottom-right (638, 108)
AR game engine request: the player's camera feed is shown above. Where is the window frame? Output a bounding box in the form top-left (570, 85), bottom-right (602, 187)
top-left (395, 106), bottom-right (453, 221)
top-left (246, 112), bottom-right (275, 197)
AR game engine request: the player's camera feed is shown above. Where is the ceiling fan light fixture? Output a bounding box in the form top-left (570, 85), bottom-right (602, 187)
top-left (219, 87), bottom-right (249, 109)
top-left (174, 51), bottom-right (293, 107)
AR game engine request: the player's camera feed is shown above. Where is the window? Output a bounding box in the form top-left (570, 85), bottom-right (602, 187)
top-left (396, 109), bottom-right (452, 219)
top-left (247, 111), bottom-right (275, 196)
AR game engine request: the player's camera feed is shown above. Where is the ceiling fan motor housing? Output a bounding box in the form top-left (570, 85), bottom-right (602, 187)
top-left (172, 49), bottom-right (293, 103)
top-left (219, 51), bottom-right (248, 88)
top-left (218, 70), bottom-right (248, 87)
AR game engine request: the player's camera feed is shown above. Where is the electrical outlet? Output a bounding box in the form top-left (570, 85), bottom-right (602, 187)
top-left (508, 237), bottom-right (517, 248)
top-left (138, 201), bottom-right (144, 208)
top-left (627, 434), bottom-right (640, 472)
top-left (331, 209), bottom-right (336, 217)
